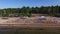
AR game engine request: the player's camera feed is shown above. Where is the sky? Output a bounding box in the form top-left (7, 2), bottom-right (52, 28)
top-left (0, 0), bottom-right (60, 8)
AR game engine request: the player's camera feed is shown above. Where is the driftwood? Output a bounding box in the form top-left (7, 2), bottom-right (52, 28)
top-left (0, 17), bottom-right (60, 24)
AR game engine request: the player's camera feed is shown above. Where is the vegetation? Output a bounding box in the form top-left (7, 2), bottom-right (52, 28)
top-left (0, 5), bottom-right (60, 17)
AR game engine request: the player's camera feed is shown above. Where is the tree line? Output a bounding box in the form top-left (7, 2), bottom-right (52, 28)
top-left (0, 5), bottom-right (60, 17)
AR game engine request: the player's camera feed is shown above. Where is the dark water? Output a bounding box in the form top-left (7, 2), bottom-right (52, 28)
top-left (0, 26), bottom-right (60, 34)
top-left (0, 26), bottom-right (17, 34)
